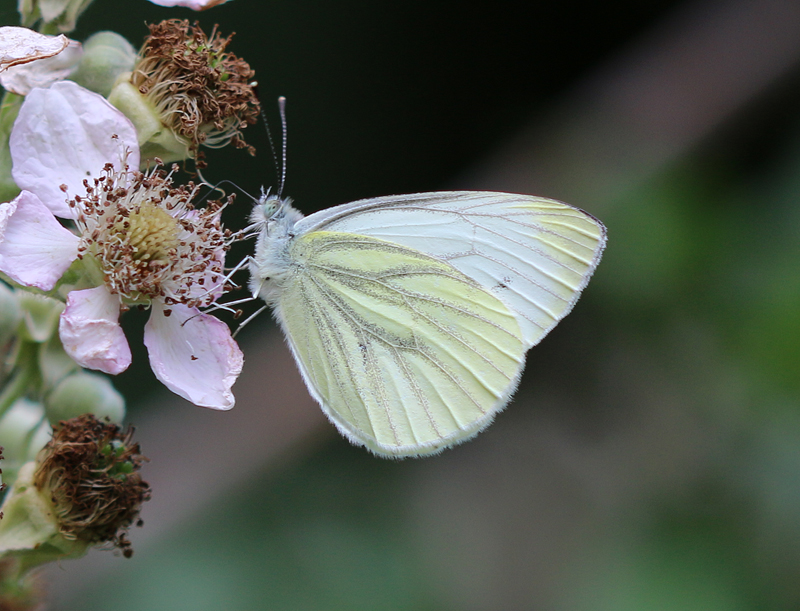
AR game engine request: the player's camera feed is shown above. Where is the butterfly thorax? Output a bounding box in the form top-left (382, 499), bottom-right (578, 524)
top-left (248, 195), bottom-right (304, 305)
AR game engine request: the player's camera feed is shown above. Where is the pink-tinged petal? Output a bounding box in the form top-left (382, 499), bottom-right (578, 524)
top-left (0, 39), bottom-right (82, 95)
top-left (147, 0), bottom-right (231, 9)
top-left (10, 80), bottom-right (140, 218)
top-left (144, 301), bottom-right (242, 410)
top-left (0, 191), bottom-right (79, 291)
top-left (0, 27), bottom-right (68, 72)
top-left (59, 286), bottom-right (131, 375)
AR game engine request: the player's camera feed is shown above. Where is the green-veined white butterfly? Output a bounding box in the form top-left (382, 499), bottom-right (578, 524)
top-left (248, 190), bottom-right (606, 457)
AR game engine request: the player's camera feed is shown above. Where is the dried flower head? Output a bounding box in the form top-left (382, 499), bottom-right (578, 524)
top-left (130, 19), bottom-right (260, 167)
top-left (33, 414), bottom-right (149, 557)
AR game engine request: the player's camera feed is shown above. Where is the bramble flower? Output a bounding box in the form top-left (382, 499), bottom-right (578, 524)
top-left (0, 81), bottom-right (242, 409)
top-left (108, 19), bottom-right (259, 167)
top-left (147, 0), bottom-right (233, 10)
top-left (34, 415), bottom-right (149, 555)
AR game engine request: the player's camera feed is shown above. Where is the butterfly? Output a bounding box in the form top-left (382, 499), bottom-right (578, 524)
top-left (247, 190), bottom-right (606, 457)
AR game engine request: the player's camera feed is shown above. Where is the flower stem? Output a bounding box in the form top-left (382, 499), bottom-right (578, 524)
top-left (0, 342), bottom-right (39, 419)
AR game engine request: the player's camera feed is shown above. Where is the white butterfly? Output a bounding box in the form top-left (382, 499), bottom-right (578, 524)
top-left (248, 190), bottom-right (606, 457)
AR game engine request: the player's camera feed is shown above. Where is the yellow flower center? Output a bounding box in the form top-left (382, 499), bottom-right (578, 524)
top-left (73, 166), bottom-right (228, 308)
top-left (113, 202), bottom-right (179, 264)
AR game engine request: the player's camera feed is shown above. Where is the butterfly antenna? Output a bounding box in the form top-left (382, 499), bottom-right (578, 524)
top-left (198, 179), bottom-right (257, 205)
top-left (259, 95), bottom-right (282, 194)
top-left (277, 96), bottom-right (288, 199)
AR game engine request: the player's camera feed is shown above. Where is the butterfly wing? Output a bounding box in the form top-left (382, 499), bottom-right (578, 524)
top-left (296, 191), bottom-right (607, 348)
top-left (275, 231), bottom-right (527, 457)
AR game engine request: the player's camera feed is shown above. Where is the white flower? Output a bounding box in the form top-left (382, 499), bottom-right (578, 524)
top-left (147, 0), bottom-right (232, 9)
top-left (0, 81), bottom-right (242, 409)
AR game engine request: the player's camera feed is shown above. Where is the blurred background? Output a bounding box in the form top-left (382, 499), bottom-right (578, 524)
top-left (5, 0), bottom-right (800, 608)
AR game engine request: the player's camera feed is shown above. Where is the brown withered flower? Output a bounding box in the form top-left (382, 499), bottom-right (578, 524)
top-left (108, 19), bottom-right (260, 169)
top-left (33, 414), bottom-right (150, 557)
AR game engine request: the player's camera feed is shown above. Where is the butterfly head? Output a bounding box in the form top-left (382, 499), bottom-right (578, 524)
top-left (259, 193), bottom-right (284, 220)
top-left (249, 190), bottom-right (303, 236)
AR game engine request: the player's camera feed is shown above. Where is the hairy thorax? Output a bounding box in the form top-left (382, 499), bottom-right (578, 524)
top-left (248, 198), bottom-right (304, 305)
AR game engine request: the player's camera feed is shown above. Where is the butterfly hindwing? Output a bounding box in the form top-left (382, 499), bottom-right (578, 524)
top-left (275, 231), bottom-right (527, 457)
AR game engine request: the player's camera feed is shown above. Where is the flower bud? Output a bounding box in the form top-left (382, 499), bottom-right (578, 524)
top-left (38, 333), bottom-right (80, 392)
top-left (45, 371), bottom-right (125, 425)
top-left (70, 31), bottom-right (136, 98)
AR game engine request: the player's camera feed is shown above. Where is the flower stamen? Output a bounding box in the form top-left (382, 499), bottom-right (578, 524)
top-left (72, 163), bottom-right (231, 308)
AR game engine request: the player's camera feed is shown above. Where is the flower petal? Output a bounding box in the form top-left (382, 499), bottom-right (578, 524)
top-left (144, 302), bottom-right (242, 410)
top-left (10, 80), bottom-right (140, 218)
top-left (0, 191), bottom-right (79, 291)
top-left (147, 0), bottom-right (231, 9)
top-left (59, 286), bottom-right (131, 375)
top-left (0, 27), bottom-right (68, 72)
top-left (0, 39), bottom-right (82, 95)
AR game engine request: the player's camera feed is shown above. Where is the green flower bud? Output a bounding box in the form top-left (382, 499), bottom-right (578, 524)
top-left (45, 371), bottom-right (125, 425)
top-left (17, 293), bottom-right (63, 343)
top-left (0, 282), bottom-right (22, 346)
top-left (70, 31), bottom-right (136, 98)
top-left (38, 333), bottom-right (79, 393)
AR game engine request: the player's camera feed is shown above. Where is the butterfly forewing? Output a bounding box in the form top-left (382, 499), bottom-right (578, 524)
top-left (297, 192), bottom-right (607, 348)
top-left (275, 231), bottom-right (527, 456)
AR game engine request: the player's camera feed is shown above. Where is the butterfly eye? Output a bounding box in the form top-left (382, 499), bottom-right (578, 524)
top-left (261, 197), bottom-right (280, 219)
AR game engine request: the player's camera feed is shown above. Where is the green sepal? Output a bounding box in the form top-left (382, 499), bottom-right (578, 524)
top-left (21, 0), bottom-right (96, 34)
top-left (0, 462), bottom-right (90, 575)
top-left (0, 400), bottom-right (51, 486)
top-left (70, 32), bottom-right (136, 98)
top-left (16, 293), bottom-right (63, 344)
top-left (107, 78), bottom-right (192, 165)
